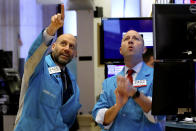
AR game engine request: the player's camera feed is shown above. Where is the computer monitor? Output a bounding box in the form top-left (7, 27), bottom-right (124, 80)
top-left (100, 17), bottom-right (153, 63)
top-left (152, 4), bottom-right (196, 115)
top-left (152, 61), bottom-right (196, 115)
top-left (0, 50), bottom-right (12, 68)
top-left (105, 63), bottom-right (124, 78)
top-left (153, 4), bottom-right (196, 60)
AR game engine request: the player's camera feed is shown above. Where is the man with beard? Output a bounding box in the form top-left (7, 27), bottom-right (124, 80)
top-left (92, 30), bottom-right (165, 131)
top-left (14, 4), bottom-right (81, 131)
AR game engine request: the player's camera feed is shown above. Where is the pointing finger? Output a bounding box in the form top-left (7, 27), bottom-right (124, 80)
top-left (61, 4), bottom-right (64, 20)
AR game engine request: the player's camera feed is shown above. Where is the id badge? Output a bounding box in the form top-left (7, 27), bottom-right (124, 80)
top-left (48, 66), bottom-right (61, 74)
top-left (133, 80), bottom-right (147, 87)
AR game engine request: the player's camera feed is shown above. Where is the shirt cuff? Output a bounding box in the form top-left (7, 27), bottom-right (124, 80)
top-left (95, 108), bottom-right (113, 130)
top-left (144, 110), bottom-right (157, 123)
top-left (43, 28), bottom-right (55, 46)
top-left (143, 96), bottom-right (157, 123)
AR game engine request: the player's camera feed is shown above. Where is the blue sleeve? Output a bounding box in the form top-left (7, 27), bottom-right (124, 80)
top-left (92, 80), bottom-right (110, 118)
top-left (24, 29), bottom-right (53, 79)
top-left (92, 79), bottom-right (114, 129)
top-left (26, 29), bottom-right (53, 61)
top-left (27, 30), bottom-right (44, 61)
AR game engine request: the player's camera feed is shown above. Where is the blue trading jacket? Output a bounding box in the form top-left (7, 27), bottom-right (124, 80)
top-left (92, 63), bottom-right (164, 131)
top-left (14, 31), bottom-right (81, 131)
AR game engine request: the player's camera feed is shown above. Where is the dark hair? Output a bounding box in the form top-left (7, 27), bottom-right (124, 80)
top-left (143, 48), bottom-right (153, 63)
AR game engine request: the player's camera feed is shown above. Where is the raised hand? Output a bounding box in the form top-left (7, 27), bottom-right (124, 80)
top-left (47, 4), bottom-right (65, 36)
top-left (61, 4), bottom-right (64, 20)
top-left (115, 88), bottom-right (128, 109)
top-left (116, 76), bottom-right (129, 96)
top-left (115, 76), bottom-right (129, 108)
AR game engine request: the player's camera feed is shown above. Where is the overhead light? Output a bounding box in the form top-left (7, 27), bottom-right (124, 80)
top-left (36, 0), bottom-right (95, 10)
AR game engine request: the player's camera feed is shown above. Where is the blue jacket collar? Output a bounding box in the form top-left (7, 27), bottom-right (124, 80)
top-left (45, 54), bottom-right (57, 67)
top-left (117, 62), bottom-right (152, 77)
top-left (45, 54), bottom-right (76, 81)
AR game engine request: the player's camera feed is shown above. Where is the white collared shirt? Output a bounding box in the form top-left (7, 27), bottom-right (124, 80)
top-left (124, 61), bottom-right (143, 78)
top-left (43, 29), bottom-right (55, 46)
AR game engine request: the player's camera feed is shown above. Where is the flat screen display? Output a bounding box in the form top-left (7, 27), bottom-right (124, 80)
top-left (101, 18), bottom-right (153, 63)
top-left (105, 64), bottom-right (124, 78)
top-left (153, 4), bottom-right (196, 60)
top-left (152, 61), bottom-right (196, 115)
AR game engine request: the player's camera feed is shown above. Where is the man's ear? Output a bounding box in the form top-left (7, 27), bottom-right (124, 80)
top-left (143, 46), bottom-right (147, 54)
top-left (119, 47), bottom-right (122, 55)
top-left (51, 43), bottom-right (56, 51)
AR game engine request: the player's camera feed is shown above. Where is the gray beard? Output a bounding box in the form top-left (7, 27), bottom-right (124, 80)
top-left (51, 53), bottom-right (70, 67)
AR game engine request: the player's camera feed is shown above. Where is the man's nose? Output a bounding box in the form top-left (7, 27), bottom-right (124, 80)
top-left (62, 44), bottom-right (70, 52)
top-left (128, 40), bottom-right (134, 45)
top-left (64, 44), bottom-right (70, 50)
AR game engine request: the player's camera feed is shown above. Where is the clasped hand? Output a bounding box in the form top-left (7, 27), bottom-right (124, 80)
top-left (115, 76), bottom-right (136, 108)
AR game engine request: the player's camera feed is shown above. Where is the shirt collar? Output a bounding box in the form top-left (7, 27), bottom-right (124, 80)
top-left (125, 61), bottom-right (143, 74)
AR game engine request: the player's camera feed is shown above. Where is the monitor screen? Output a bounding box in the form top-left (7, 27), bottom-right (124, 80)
top-left (101, 17), bottom-right (153, 63)
top-left (0, 50), bottom-right (12, 68)
top-left (152, 61), bottom-right (196, 115)
top-left (105, 64), bottom-right (124, 78)
top-left (153, 4), bottom-right (196, 60)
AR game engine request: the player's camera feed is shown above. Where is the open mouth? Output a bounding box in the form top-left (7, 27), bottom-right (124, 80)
top-left (128, 46), bottom-right (133, 51)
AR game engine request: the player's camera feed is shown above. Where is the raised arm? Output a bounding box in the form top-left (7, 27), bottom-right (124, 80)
top-left (27, 4), bottom-right (64, 59)
top-left (103, 76), bottom-right (129, 125)
top-left (25, 4), bottom-right (65, 80)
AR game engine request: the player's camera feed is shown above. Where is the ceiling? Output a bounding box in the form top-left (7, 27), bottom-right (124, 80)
top-left (37, 0), bottom-right (95, 10)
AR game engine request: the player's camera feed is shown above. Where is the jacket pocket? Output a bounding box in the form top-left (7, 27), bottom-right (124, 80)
top-left (40, 88), bottom-right (58, 108)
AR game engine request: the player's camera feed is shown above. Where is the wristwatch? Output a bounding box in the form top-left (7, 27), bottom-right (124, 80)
top-left (132, 89), bottom-right (140, 99)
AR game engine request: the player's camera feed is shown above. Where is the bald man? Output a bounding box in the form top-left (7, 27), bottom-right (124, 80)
top-left (14, 4), bottom-right (81, 131)
top-left (92, 30), bottom-right (165, 131)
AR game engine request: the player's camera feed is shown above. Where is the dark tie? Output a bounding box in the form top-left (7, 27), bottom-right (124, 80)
top-left (60, 70), bottom-right (66, 89)
top-left (127, 69), bottom-right (135, 84)
top-left (61, 68), bottom-right (73, 104)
